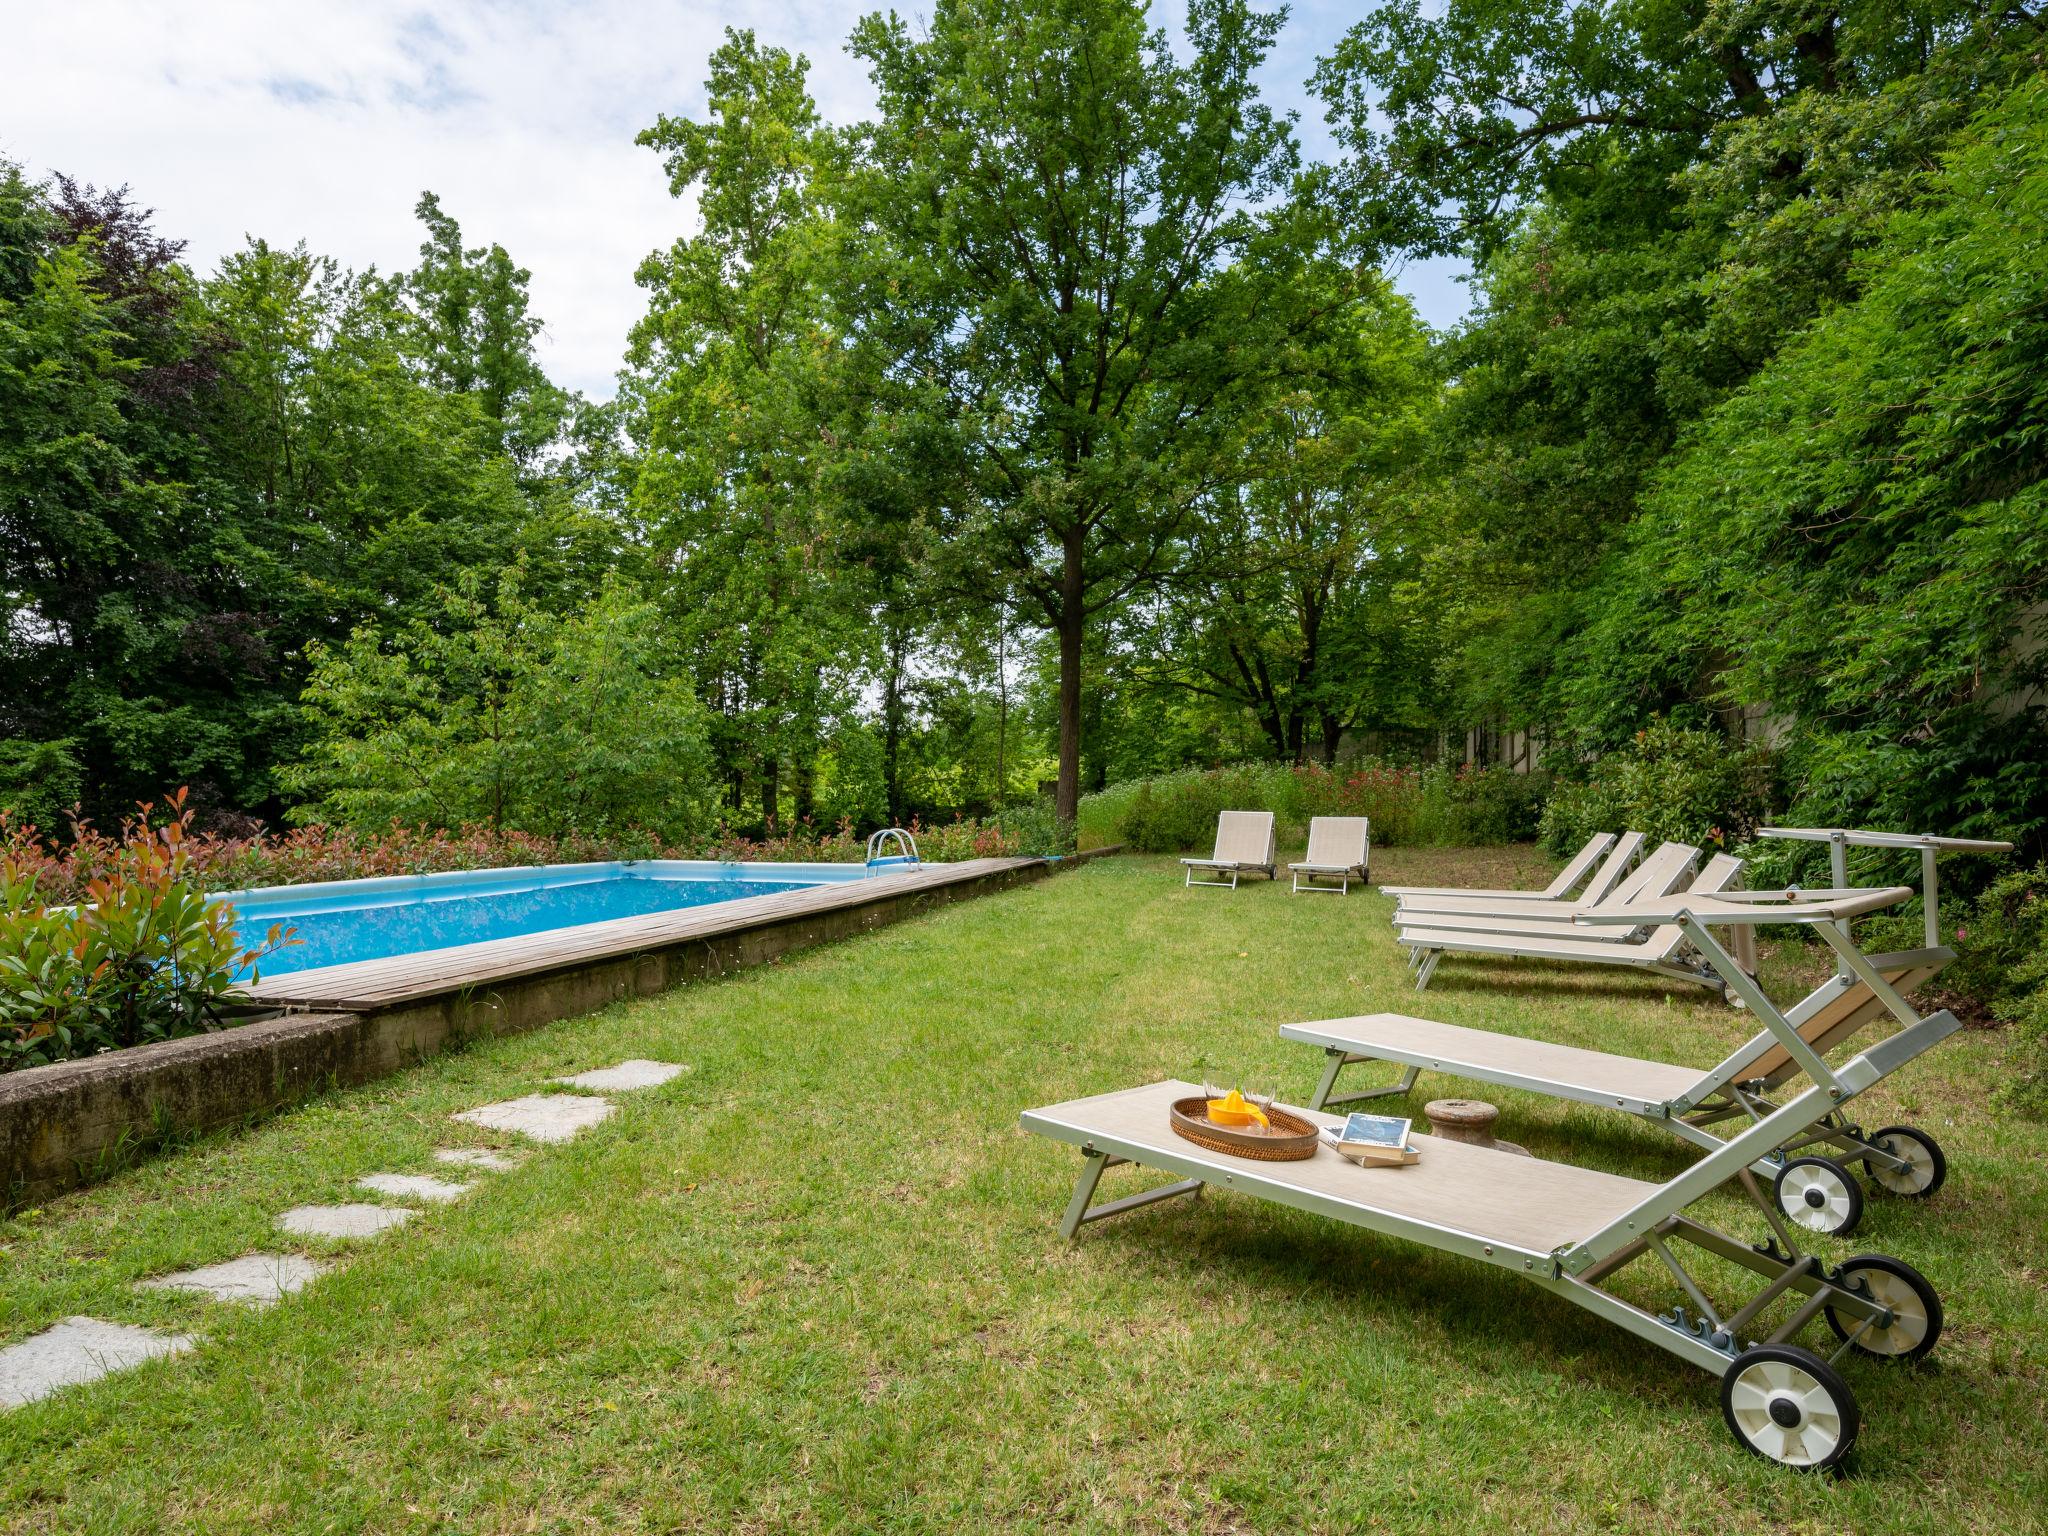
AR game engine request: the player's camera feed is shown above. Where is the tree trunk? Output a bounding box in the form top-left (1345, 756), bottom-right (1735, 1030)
top-left (761, 755), bottom-right (779, 835)
top-left (793, 753), bottom-right (815, 825)
top-left (1055, 529), bottom-right (1085, 823)
top-left (881, 622), bottom-right (907, 824)
top-left (1319, 713), bottom-right (1342, 767)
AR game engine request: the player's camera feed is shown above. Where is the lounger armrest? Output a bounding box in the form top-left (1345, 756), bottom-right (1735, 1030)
top-left (1573, 886), bottom-right (1913, 927)
top-left (1758, 827), bottom-right (2014, 854)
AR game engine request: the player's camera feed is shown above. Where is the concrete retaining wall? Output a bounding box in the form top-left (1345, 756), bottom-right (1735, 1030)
top-left (2, 850), bottom-right (1116, 1209)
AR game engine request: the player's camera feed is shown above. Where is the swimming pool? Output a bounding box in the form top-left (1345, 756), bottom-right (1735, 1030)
top-left (214, 861), bottom-right (879, 979)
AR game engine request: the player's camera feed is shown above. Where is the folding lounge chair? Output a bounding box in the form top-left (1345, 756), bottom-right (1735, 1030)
top-left (1394, 839), bottom-right (1706, 927)
top-left (1026, 993), bottom-right (1958, 1469)
top-left (1181, 811), bottom-right (1277, 889)
top-left (1289, 885), bottom-right (1953, 1237)
top-left (1399, 848), bottom-right (1743, 993)
top-left (1382, 830), bottom-right (1642, 906)
top-left (1289, 816), bottom-right (1371, 894)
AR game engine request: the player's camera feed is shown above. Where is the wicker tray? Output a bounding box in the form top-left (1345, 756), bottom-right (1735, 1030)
top-left (1168, 1096), bottom-right (1322, 1161)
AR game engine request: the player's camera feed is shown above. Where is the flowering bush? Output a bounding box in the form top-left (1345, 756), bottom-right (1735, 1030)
top-left (1, 793), bottom-right (293, 1073)
top-left (4, 803), bottom-right (1070, 910)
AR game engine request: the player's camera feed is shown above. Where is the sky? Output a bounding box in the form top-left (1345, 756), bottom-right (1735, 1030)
top-left (1, 1), bottom-right (1471, 400)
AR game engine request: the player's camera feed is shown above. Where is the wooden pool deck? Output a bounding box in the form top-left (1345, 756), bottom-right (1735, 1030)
top-left (245, 857), bottom-right (1046, 1012)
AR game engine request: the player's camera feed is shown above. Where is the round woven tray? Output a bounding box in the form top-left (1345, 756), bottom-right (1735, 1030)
top-left (1168, 1096), bottom-right (1321, 1161)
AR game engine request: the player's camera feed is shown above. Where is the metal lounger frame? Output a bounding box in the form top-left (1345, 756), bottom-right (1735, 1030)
top-left (1030, 1005), bottom-right (1956, 1407)
top-left (1302, 895), bottom-right (1943, 1183)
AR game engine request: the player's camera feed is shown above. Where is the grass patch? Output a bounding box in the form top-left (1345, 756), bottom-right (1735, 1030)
top-left (2, 850), bottom-right (2044, 1532)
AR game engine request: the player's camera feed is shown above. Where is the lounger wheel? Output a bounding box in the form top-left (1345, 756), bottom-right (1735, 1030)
top-left (1823, 1254), bottom-right (1943, 1362)
top-left (1861, 1125), bottom-right (1946, 1199)
top-left (1774, 1156), bottom-right (1864, 1237)
top-left (1720, 1345), bottom-right (1860, 1471)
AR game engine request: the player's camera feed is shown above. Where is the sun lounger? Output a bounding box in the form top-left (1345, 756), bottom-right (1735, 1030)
top-left (1397, 848), bottom-right (1742, 992)
top-left (1382, 830), bottom-right (1640, 905)
top-left (1394, 840), bottom-right (1706, 926)
top-left (1180, 810), bottom-right (1277, 889)
top-left (1027, 994), bottom-right (1958, 1468)
top-left (1288, 816), bottom-right (1371, 894)
top-left (1290, 885), bottom-right (1953, 1236)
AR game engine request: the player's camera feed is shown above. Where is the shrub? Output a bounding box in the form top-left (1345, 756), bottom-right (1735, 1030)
top-left (0, 793), bottom-right (292, 1073)
top-left (1079, 760), bottom-right (1547, 852)
top-left (1540, 720), bottom-right (1777, 858)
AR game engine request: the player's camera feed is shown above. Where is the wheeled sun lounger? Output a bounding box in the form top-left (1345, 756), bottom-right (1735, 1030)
top-left (1292, 886), bottom-right (1953, 1236)
top-left (1181, 810), bottom-right (1277, 889)
top-left (1398, 849), bottom-right (1733, 942)
top-left (1397, 847), bottom-right (1746, 994)
top-left (1289, 816), bottom-right (1371, 894)
top-left (1026, 1003), bottom-right (1958, 1470)
top-left (1381, 830), bottom-right (1638, 905)
top-left (1393, 838), bottom-right (1694, 923)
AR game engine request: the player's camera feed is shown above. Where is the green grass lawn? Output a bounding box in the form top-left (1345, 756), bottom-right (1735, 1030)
top-left (3, 850), bottom-right (2045, 1533)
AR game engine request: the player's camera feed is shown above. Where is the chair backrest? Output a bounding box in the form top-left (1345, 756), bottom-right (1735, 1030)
top-left (1606, 842), bottom-right (1700, 906)
top-left (1732, 949), bottom-right (1956, 1088)
top-left (1634, 853), bottom-right (1743, 959)
top-left (1304, 816), bottom-right (1370, 868)
top-left (1541, 832), bottom-right (1617, 899)
top-left (1214, 810), bottom-right (1276, 866)
top-left (1581, 831), bottom-right (1650, 902)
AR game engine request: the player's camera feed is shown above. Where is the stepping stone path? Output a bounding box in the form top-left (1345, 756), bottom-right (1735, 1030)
top-left (0, 1316), bottom-right (195, 1408)
top-left (355, 1173), bottom-right (472, 1204)
top-left (551, 1059), bottom-right (689, 1091)
top-left (139, 1253), bottom-right (326, 1307)
top-left (454, 1092), bottom-right (616, 1144)
top-left (4, 1060), bottom-right (677, 1409)
top-left (276, 1203), bottom-right (417, 1241)
top-left (435, 1147), bottom-right (521, 1171)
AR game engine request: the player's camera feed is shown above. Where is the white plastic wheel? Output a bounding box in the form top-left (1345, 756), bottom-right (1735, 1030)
top-left (1775, 1156), bottom-right (1863, 1236)
top-left (1721, 1346), bottom-right (1859, 1470)
top-left (1825, 1254), bottom-right (1944, 1362)
top-left (1864, 1125), bottom-right (1946, 1198)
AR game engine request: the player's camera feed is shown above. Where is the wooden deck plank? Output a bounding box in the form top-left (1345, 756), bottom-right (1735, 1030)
top-left (244, 858), bottom-right (1043, 1011)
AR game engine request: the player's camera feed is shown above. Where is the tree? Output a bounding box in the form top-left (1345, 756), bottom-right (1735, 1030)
top-left (285, 570), bottom-right (712, 840)
top-left (1143, 271), bottom-right (1437, 763)
top-left (848, 0), bottom-right (1301, 820)
top-left (626, 30), bottom-right (863, 833)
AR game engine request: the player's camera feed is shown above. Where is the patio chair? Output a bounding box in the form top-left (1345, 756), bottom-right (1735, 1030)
top-left (1380, 829), bottom-right (1634, 905)
top-left (1393, 839), bottom-right (1701, 925)
top-left (1180, 811), bottom-right (1277, 889)
top-left (1288, 817), bottom-right (1371, 894)
top-left (1026, 975), bottom-right (1958, 1468)
top-left (1289, 884), bottom-right (1954, 1236)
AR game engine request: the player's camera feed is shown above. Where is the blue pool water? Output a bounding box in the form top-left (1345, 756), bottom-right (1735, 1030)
top-left (218, 862), bottom-right (856, 978)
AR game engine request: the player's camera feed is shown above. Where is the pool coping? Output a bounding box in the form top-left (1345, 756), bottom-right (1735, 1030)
top-left (2, 848), bottom-right (1120, 1210)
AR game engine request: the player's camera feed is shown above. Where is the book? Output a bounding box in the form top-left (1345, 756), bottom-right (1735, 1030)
top-left (1323, 1114), bottom-right (1420, 1167)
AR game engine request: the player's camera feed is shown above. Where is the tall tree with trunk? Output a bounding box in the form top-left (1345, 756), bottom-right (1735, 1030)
top-left (626, 29), bottom-right (860, 833)
top-left (848, 0), bottom-right (1299, 820)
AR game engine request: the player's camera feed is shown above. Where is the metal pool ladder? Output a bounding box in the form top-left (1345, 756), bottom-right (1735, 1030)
top-left (865, 828), bottom-right (922, 871)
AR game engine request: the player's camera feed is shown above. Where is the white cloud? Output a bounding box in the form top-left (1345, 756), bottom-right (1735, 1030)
top-left (0, 1), bottom-right (1467, 400)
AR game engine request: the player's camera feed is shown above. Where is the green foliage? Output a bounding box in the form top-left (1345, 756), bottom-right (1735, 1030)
top-left (0, 792), bottom-right (288, 1072)
top-left (1539, 719), bottom-right (1776, 857)
top-left (285, 572), bottom-right (714, 842)
top-left (1080, 760), bottom-right (1545, 853)
top-left (0, 738), bottom-right (82, 830)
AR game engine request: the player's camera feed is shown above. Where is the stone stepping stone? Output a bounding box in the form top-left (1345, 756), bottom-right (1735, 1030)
top-left (550, 1059), bottom-right (689, 1092)
top-left (453, 1093), bottom-right (615, 1145)
top-left (276, 1204), bottom-right (416, 1241)
top-left (354, 1173), bottom-right (472, 1204)
top-left (435, 1147), bottom-right (521, 1172)
top-left (138, 1253), bottom-right (326, 1308)
top-left (0, 1316), bottom-right (195, 1409)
